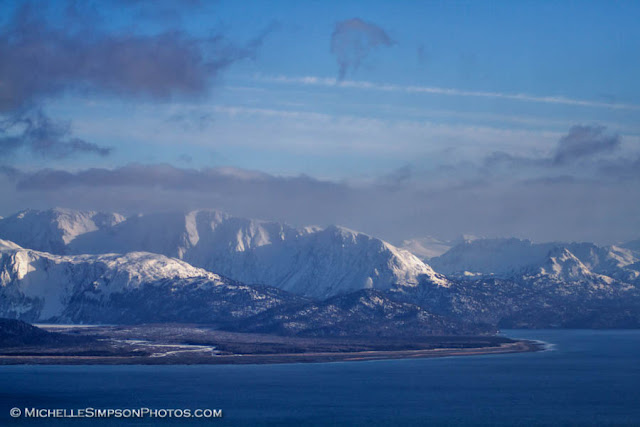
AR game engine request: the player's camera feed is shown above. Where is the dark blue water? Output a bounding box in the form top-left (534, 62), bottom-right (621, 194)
top-left (1, 330), bottom-right (639, 426)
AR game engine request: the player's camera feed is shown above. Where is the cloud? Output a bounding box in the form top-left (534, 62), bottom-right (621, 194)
top-left (483, 125), bottom-right (624, 175)
top-left (262, 75), bottom-right (640, 111)
top-left (178, 154), bottom-right (194, 164)
top-left (553, 125), bottom-right (620, 165)
top-left (0, 4), bottom-right (265, 112)
top-left (0, 2), bottom-right (271, 160)
top-left (108, 0), bottom-right (207, 24)
top-left (4, 164), bottom-right (347, 197)
top-left (379, 164), bottom-right (412, 190)
top-left (166, 112), bottom-right (215, 131)
top-left (482, 151), bottom-right (546, 170)
top-left (597, 156), bottom-right (640, 181)
top-left (330, 18), bottom-right (394, 80)
top-left (2, 161), bottom-right (639, 245)
top-left (0, 109), bottom-right (112, 159)
top-left (0, 164), bottom-right (361, 233)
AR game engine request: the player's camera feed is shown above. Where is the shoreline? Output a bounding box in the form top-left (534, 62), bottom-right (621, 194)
top-left (0, 339), bottom-right (542, 366)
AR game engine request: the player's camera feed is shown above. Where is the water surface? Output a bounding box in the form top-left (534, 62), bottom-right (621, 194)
top-left (1, 330), bottom-right (639, 426)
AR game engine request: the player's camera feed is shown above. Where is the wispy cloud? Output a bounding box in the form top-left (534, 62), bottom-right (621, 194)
top-left (481, 125), bottom-right (638, 184)
top-left (0, 109), bottom-right (112, 159)
top-left (260, 75), bottom-right (640, 111)
top-left (330, 18), bottom-right (394, 80)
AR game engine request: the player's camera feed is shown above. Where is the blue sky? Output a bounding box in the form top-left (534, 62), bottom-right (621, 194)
top-left (1, 0), bottom-right (639, 243)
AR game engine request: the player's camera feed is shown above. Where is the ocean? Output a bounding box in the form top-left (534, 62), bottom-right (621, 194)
top-left (1, 330), bottom-right (639, 426)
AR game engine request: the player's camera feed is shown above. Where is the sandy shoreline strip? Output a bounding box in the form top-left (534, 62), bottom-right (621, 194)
top-left (0, 340), bottom-right (542, 366)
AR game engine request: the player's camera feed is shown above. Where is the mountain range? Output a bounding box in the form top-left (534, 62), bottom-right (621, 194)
top-left (0, 239), bottom-right (302, 325)
top-left (428, 237), bottom-right (640, 285)
top-left (0, 208), bottom-right (639, 332)
top-left (0, 208), bottom-right (447, 299)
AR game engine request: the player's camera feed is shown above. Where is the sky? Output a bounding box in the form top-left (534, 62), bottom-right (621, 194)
top-left (1, 0), bottom-right (639, 245)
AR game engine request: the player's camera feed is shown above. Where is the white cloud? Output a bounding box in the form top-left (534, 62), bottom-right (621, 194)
top-left (261, 75), bottom-right (640, 111)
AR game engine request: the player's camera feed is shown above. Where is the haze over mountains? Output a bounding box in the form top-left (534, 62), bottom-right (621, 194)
top-left (429, 237), bottom-right (640, 286)
top-left (1, 208), bottom-right (639, 332)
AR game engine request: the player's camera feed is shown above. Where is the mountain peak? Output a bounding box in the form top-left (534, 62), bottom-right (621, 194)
top-left (0, 208), bottom-right (126, 253)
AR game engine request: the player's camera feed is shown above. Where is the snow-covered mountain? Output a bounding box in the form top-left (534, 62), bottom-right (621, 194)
top-left (0, 239), bottom-right (300, 323)
top-left (0, 208), bottom-right (125, 254)
top-left (429, 237), bottom-right (640, 285)
top-left (0, 239), bottom-right (477, 335)
top-left (0, 209), bottom-right (448, 299)
top-left (525, 247), bottom-right (609, 283)
top-left (430, 238), bottom-right (552, 277)
top-left (2, 208), bottom-right (639, 330)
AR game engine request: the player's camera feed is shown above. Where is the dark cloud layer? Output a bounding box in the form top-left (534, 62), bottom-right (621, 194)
top-left (330, 18), bottom-right (394, 79)
top-left (0, 3), bottom-right (264, 112)
top-left (0, 1), bottom-right (269, 160)
top-left (484, 125), bottom-right (624, 175)
top-left (1, 123), bottom-right (638, 243)
top-left (553, 125), bottom-right (620, 165)
top-left (0, 109), bottom-right (111, 158)
top-left (1, 160), bottom-right (639, 245)
top-left (7, 164), bottom-right (344, 195)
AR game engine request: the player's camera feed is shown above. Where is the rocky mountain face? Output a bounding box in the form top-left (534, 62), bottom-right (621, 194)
top-left (392, 238), bottom-right (640, 329)
top-left (391, 275), bottom-right (640, 329)
top-left (230, 289), bottom-right (493, 337)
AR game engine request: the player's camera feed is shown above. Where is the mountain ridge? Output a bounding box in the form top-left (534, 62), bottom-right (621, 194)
top-left (0, 240), bottom-right (301, 324)
top-left (0, 208), bottom-right (448, 299)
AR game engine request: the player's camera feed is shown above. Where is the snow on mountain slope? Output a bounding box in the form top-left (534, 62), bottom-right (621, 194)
top-left (400, 235), bottom-right (485, 261)
top-left (430, 238), bottom-right (640, 285)
top-left (0, 208), bottom-right (125, 254)
top-left (429, 238), bottom-right (554, 277)
top-left (16, 209), bottom-right (448, 299)
top-left (0, 239), bottom-right (23, 251)
top-left (399, 236), bottom-right (453, 259)
top-left (241, 225), bottom-right (448, 298)
top-left (0, 240), bottom-right (220, 320)
top-left (522, 248), bottom-right (615, 285)
top-left (0, 240), bottom-right (299, 323)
